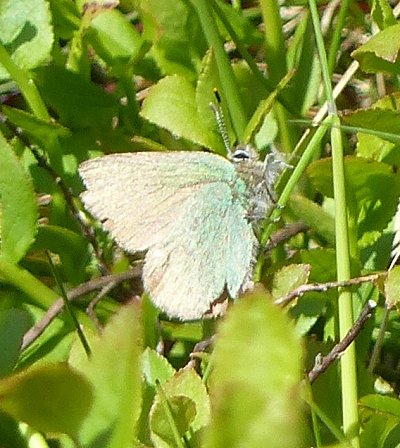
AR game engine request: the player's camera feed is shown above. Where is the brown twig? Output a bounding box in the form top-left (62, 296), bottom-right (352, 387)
top-left (21, 267), bottom-right (141, 351)
top-left (307, 299), bottom-right (377, 384)
top-left (274, 272), bottom-right (384, 307)
top-left (265, 221), bottom-right (309, 251)
top-left (86, 282), bottom-right (119, 331)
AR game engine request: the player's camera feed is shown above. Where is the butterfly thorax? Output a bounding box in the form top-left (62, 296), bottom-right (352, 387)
top-left (230, 144), bottom-right (273, 223)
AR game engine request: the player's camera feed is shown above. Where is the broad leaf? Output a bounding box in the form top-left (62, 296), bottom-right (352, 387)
top-left (0, 132), bottom-right (38, 263)
top-left (206, 288), bottom-right (304, 448)
top-left (0, 363), bottom-right (92, 437)
top-left (0, 0), bottom-right (53, 80)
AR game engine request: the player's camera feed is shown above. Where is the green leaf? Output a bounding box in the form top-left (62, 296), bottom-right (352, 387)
top-left (371, 0), bottom-right (397, 30)
top-left (291, 293), bottom-right (326, 336)
top-left (307, 157), bottom-right (400, 236)
top-left (213, 0), bottom-right (262, 45)
top-left (351, 23), bottom-right (400, 75)
top-left (151, 395), bottom-right (196, 447)
top-left (206, 288), bottom-right (304, 448)
top-left (355, 133), bottom-right (396, 163)
top-left (0, 0), bottom-right (53, 80)
top-left (288, 194), bottom-right (335, 245)
top-left (150, 369), bottom-right (210, 448)
top-left (2, 105), bottom-right (71, 148)
top-left (72, 303), bottom-right (143, 447)
top-left (195, 49), bottom-right (229, 153)
top-left (88, 9), bottom-right (148, 67)
top-left (137, 0), bottom-right (206, 79)
top-left (342, 108), bottom-right (400, 137)
top-left (0, 132), bottom-right (38, 263)
top-left (296, 248), bottom-right (337, 282)
top-left (0, 363), bottom-right (92, 437)
top-left (287, 12), bottom-right (320, 114)
top-left (360, 394), bottom-right (400, 419)
top-left (32, 225), bottom-right (90, 284)
top-left (48, 0), bottom-right (80, 40)
top-left (141, 75), bottom-right (222, 152)
top-left (272, 263), bottom-right (311, 299)
top-left (142, 348), bottom-right (176, 387)
top-left (360, 413), bottom-right (399, 448)
top-left (34, 66), bottom-right (119, 129)
top-left (0, 309), bottom-right (32, 377)
top-left (384, 266), bottom-right (400, 308)
top-left (243, 70), bottom-right (293, 144)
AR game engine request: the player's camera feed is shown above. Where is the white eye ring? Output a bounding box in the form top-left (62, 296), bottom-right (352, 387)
top-left (231, 149), bottom-right (250, 162)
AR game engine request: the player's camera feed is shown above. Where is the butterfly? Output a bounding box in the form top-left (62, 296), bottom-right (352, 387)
top-left (79, 146), bottom-right (286, 320)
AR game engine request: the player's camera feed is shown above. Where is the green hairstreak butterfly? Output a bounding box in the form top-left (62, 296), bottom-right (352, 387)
top-left (79, 144), bottom-right (286, 320)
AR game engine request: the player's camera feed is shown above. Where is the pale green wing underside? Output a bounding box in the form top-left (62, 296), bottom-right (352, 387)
top-left (79, 152), bottom-right (257, 320)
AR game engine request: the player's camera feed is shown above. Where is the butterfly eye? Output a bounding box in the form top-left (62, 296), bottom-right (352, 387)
top-left (231, 148), bottom-right (250, 162)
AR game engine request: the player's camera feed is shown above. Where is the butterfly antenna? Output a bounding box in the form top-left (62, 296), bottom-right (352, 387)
top-left (210, 89), bottom-right (232, 156)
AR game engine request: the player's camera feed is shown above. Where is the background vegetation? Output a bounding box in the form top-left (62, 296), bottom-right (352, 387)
top-left (1, 0), bottom-right (400, 446)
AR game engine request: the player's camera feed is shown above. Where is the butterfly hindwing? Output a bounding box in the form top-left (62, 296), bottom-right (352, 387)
top-left (142, 182), bottom-right (256, 319)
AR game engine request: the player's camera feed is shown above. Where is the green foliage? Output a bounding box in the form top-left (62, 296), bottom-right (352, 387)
top-left (0, 134), bottom-right (38, 263)
top-left (1, 0), bottom-right (400, 446)
top-left (0, 0), bottom-right (53, 80)
top-left (205, 289), bottom-right (304, 448)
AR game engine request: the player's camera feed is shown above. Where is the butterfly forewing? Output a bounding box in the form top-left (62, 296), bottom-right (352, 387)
top-left (79, 151), bottom-right (257, 319)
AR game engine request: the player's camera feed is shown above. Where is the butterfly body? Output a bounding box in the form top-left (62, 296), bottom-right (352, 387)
top-left (79, 149), bottom-right (280, 320)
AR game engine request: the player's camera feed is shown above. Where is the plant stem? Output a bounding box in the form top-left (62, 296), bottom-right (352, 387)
top-left (327, 0), bottom-right (352, 76)
top-left (190, 0), bottom-right (247, 139)
top-left (309, 0), bottom-right (359, 445)
top-left (259, 0), bottom-right (295, 152)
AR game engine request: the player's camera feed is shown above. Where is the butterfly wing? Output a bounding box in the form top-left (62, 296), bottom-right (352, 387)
top-left (143, 182), bottom-right (257, 319)
top-left (79, 151), bottom-right (256, 319)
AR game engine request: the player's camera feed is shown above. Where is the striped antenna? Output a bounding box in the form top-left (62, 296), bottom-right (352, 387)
top-left (209, 89), bottom-right (232, 156)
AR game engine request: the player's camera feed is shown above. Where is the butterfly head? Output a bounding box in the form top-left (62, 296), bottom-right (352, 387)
top-left (229, 143), bottom-right (259, 164)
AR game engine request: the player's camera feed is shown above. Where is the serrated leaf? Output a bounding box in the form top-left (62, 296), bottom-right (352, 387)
top-left (142, 348), bottom-right (176, 387)
top-left (150, 369), bottom-right (210, 448)
top-left (151, 395), bottom-right (196, 446)
top-left (0, 309), bottom-right (32, 377)
top-left (371, 0), bottom-right (397, 30)
top-left (272, 264), bottom-right (311, 299)
top-left (0, 132), bottom-right (38, 263)
top-left (384, 266), bottom-right (400, 308)
top-left (0, 0), bottom-right (53, 80)
top-left (352, 24), bottom-right (400, 75)
top-left (0, 363), bottom-right (92, 436)
top-left (141, 75), bottom-right (222, 152)
top-left (206, 288), bottom-right (304, 448)
top-left (72, 303), bottom-right (143, 447)
top-left (342, 108), bottom-right (400, 137)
